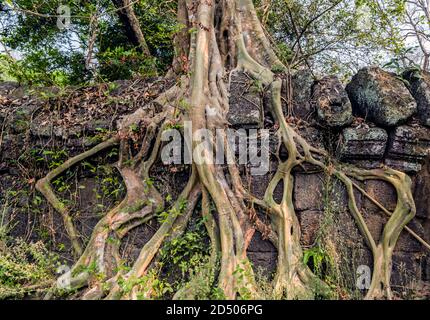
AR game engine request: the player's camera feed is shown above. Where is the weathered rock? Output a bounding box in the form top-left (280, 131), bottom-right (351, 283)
top-left (403, 69), bottom-right (430, 126)
top-left (329, 178), bottom-right (357, 208)
top-left (364, 179), bottom-right (397, 214)
top-left (247, 229), bottom-right (277, 276)
top-left (413, 160), bottom-right (430, 219)
top-left (269, 131), bottom-right (283, 158)
top-left (120, 223), bottom-right (158, 263)
top-left (296, 125), bottom-right (325, 149)
top-left (30, 122), bottom-right (69, 138)
top-left (298, 210), bottom-right (323, 246)
top-left (296, 126), bottom-right (327, 171)
top-left (346, 67), bottom-right (417, 127)
top-left (351, 248), bottom-right (373, 272)
top-left (0, 110), bottom-right (5, 127)
top-left (395, 220), bottom-right (425, 252)
top-left (387, 125), bottom-right (430, 160)
top-left (247, 252), bottom-right (277, 276)
top-left (312, 76), bottom-right (353, 127)
top-left (362, 213), bottom-right (385, 243)
top-left (385, 159), bottom-right (423, 173)
top-left (30, 116), bottom-right (112, 140)
top-left (385, 125), bottom-right (430, 173)
top-left (423, 256), bottom-right (430, 281)
top-left (391, 252), bottom-right (422, 287)
top-left (293, 173), bottom-right (324, 211)
top-left (285, 69), bottom-right (314, 119)
top-left (337, 127), bottom-right (388, 160)
top-left (2, 72), bottom-right (430, 292)
top-left (0, 162), bottom-right (7, 174)
top-left (228, 71), bottom-right (263, 128)
top-left (248, 170), bottom-right (282, 200)
top-left (248, 231), bottom-right (277, 252)
top-left (8, 105), bottom-right (39, 134)
top-left (344, 159), bottom-right (384, 170)
top-left (0, 134), bottom-right (25, 161)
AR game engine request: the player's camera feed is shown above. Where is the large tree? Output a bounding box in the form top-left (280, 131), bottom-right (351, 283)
top-left (32, 0), bottom-right (416, 300)
top-left (0, 0), bottom-right (177, 84)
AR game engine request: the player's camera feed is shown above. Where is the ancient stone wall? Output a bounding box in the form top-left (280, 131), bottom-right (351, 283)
top-left (228, 67), bottom-right (430, 297)
top-left (1, 67), bottom-right (429, 298)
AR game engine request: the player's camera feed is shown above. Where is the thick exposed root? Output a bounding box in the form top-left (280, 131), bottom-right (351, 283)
top-left (36, 0), bottom-right (429, 301)
top-left (343, 167), bottom-right (416, 299)
top-left (107, 176), bottom-right (200, 300)
top-left (36, 137), bottom-right (120, 257)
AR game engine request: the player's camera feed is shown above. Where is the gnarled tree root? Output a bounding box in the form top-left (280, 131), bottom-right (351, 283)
top-left (37, 0), bottom-right (430, 300)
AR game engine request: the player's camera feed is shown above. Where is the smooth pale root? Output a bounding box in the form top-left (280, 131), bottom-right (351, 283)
top-left (36, 0), bottom-right (426, 300)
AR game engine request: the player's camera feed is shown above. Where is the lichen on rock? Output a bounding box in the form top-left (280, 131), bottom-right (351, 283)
top-left (346, 66), bottom-right (417, 127)
top-left (403, 69), bottom-right (430, 127)
top-left (312, 75), bottom-right (353, 128)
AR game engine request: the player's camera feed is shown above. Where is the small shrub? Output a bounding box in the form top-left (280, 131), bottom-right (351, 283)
top-left (0, 238), bottom-right (59, 299)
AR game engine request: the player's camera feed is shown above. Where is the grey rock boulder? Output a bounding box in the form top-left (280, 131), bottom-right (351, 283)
top-left (286, 69), bottom-right (314, 119)
top-left (346, 67), bottom-right (417, 127)
top-left (312, 75), bottom-right (353, 127)
top-left (402, 69), bottom-right (430, 127)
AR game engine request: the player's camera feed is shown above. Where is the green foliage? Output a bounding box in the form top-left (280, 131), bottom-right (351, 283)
top-left (33, 148), bottom-right (69, 169)
top-left (303, 246), bottom-right (333, 276)
top-left (97, 46), bottom-right (157, 81)
top-left (0, 0), bottom-right (177, 85)
top-left (165, 121), bottom-right (184, 130)
top-left (174, 257), bottom-right (225, 300)
top-left (72, 260), bottom-right (106, 283)
top-left (0, 53), bottom-right (73, 86)
top-left (0, 0), bottom-right (422, 84)
top-left (27, 144), bottom-right (124, 218)
top-left (124, 199), bottom-right (149, 214)
top-left (177, 98), bottom-right (191, 112)
top-left (97, 164), bottom-right (124, 200)
top-left (30, 147), bottom-right (72, 193)
top-left (256, 0), bottom-right (407, 77)
top-left (250, 78), bottom-right (264, 94)
top-left (157, 198), bottom-right (187, 224)
top-left (0, 237), bottom-right (59, 299)
top-left (253, 268), bottom-right (277, 299)
top-left (133, 0), bottom-right (179, 70)
top-left (0, 0), bottom-right (92, 85)
top-left (87, 127), bottom-right (115, 145)
top-left (383, 47), bottom-right (421, 74)
top-left (118, 269), bottom-right (173, 300)
top-left (232, 261), bottom-right (254, 300)
top-left (160, 226), bottom-right (209, 276)
top-left (156, 216), bottom-right (218, 298)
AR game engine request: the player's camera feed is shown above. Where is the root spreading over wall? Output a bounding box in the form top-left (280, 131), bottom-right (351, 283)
top-left (34, 0), bottom-right (422, 300)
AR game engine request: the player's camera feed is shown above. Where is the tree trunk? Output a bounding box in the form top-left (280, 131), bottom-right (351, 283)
top-left (112, 0), bottom-right (151, 56)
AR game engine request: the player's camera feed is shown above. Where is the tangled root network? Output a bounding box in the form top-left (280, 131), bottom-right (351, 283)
top-left (37, 0), bottom-right (422, 300)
